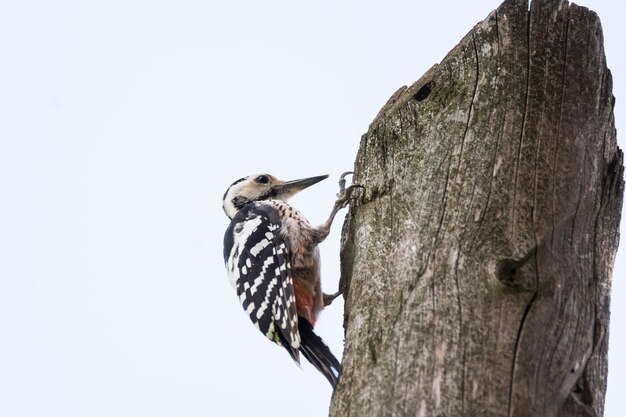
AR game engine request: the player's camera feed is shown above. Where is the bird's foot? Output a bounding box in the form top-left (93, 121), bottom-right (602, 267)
top-left (335, 171), bottom-right (364, 209)
top-left (323, 289), bottom-right (343, 307)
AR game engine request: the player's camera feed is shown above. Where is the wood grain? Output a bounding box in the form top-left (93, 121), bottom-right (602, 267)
top-left (331, 1), bottom-right (623, 416)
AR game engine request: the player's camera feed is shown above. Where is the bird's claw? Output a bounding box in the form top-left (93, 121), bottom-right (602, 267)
top-left (336, 172), bottom-right (364, 199)
top-left (337, 171), bottom-right (353, 196)
top-left (323, 290), bottom-right (343, 307)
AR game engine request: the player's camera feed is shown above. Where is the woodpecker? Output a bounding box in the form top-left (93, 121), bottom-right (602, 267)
top-left (222, 172), bottom-right (358, 387)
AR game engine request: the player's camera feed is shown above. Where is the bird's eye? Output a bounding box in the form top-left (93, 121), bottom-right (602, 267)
top-left (254, 175), bottom-right (270, 184)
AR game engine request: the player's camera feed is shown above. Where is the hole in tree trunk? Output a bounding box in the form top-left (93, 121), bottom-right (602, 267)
top-left (413, 81), bottom-right (434, 101)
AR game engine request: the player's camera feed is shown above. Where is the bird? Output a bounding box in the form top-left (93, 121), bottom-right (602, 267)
top-left (222, 172), bottom-right (359, 387)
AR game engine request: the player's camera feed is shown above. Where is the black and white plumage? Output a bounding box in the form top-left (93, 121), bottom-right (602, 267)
top-left (222, 173), bottom-right (356, 388)
top-left (223, 201), bottom-right (301, 361)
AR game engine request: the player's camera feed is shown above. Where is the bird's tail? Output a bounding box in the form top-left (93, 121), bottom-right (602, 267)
top-left (298, 318), bottom-right (341, 388)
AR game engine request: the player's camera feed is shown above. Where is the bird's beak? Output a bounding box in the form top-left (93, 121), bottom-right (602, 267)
top-left (279, 175), bottom-right (329, 198)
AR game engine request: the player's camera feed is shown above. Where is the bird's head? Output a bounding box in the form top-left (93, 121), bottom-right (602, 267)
top-left (222, 173), bottom-right (328, 219)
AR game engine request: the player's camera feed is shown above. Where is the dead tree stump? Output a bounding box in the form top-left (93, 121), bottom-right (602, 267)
top-left (330, 1), bottom-right (623, 416)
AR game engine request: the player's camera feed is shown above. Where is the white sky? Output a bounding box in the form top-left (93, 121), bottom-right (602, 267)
top-left (0, 1), bottom-right (624, 416)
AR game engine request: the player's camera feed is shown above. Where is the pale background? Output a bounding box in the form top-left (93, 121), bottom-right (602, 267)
top-left (0, 1), bottom-right (624, 416)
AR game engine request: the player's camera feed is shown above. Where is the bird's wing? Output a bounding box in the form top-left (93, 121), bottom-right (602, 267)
top-left (224, 203), bottom-right (301, 362)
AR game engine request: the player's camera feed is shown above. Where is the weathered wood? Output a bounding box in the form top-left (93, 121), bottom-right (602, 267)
top-left (330, 0), bottom-right (623, 416)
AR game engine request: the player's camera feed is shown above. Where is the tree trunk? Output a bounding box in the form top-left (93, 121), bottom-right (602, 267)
top-left (330, 1), bottom-right (623, 416)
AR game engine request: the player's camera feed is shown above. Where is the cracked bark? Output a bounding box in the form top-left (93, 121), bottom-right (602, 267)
top-left (329, 1), bottom-right (623, 416)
